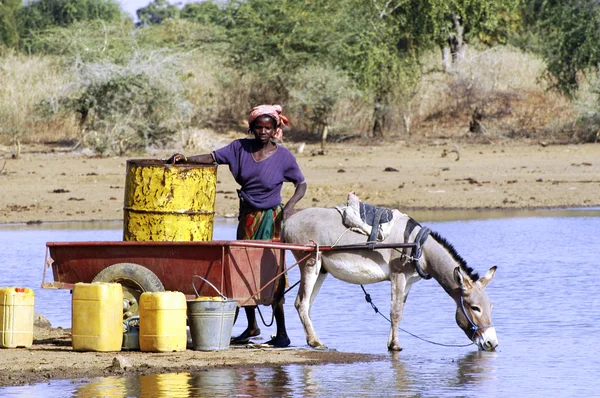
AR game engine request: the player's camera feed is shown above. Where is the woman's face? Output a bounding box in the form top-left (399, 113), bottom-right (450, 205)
top-left (251, 115), bottom-right (277, 144)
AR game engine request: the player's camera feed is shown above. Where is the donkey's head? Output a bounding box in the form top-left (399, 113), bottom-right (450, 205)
top-left (454, 266), bottom-right (498, 351)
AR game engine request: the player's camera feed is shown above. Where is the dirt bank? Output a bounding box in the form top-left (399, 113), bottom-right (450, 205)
top-left (0, 325), bottom-right (381, 387)
top-left (1, 141), bottom-right (599, 224)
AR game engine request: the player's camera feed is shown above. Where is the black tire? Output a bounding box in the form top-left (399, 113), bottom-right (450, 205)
top-left (92, 262), bottom-right (165, 319)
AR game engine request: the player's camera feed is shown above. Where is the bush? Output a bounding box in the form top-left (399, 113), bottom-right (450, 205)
top-left (17, 0), bottom-right (122, 33)
top-left (22, 20), bottom-right (136, 63)
top-left (46, 51), bottom-right (193, 156)
top-left (289, 65), bottom-right (359, 138)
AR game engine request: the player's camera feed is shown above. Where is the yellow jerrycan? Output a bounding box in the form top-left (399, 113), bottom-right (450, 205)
top-left (139, 291), bottom-right (187, 352)
top-left (72, 282), bottom-right (123, 352)
top-left (0, 287), bottom-right (34, 348)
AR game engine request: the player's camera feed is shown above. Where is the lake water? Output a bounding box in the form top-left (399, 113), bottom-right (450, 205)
top-left (1, 210), bottom-right (599, 397)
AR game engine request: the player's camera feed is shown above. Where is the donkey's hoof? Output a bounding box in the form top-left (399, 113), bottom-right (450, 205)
top-left (388, 344), bottom-right (403, 352)
top-left (309, 341), bottom-right (327, 350)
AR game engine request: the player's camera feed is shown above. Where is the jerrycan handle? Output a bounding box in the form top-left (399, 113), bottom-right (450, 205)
top-left (192, 275), bottom-right (228, 300)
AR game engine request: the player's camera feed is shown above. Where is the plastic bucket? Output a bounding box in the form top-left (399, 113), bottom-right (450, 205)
top-left (187, 276), bottom-right (238, 351)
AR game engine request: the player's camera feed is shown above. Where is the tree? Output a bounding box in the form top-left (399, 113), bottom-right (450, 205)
top-left (223, 0), bottom-right (341, 116)
top-left (15, 0), bottom-right (122, 48)
top-left (181, 0), bottom-right (223, 25)
top-left (532, 0), bottom-right (600, 96)
top-left (137, 0), bottom-right (179, 26)
top-left (389, 0), bottom-right (520, 73)
top-left (0, 0), bottom-right (22, 48)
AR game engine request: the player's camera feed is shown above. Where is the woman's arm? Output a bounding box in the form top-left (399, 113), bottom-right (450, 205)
top-left (167, 153), bottom-right (215, 164)
top-left (283, 181), bottom-right (307, 220)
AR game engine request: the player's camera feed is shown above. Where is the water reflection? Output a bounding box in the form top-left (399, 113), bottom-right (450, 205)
top-left (75, 376), bottom-right (128, 397)
top-left (75, 373), bottom-right (192, 397)
top-left (74, 367), bottom-right (295, 398)
top-left (455, 351), bottom-right (497, 387)
top-left (388, 352), bottom-right (414, 396)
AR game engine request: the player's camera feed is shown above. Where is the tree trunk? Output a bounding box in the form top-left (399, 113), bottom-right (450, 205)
top-left (441, 45), bottom-right (452, 73)
top-left (372, 94), bottom-right (387, 138)
top-left (403, 113), bottom-right (411, 136)
top-left (320, 124), bottom-right (329, 151)
top-left (441, 14), bottom-right (468, 73)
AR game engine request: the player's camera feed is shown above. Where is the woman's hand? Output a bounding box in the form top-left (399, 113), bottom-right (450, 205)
top-left (283, 182), bottom-right (307, 220)
top-left (283, 205), bottom-right (296, 221)
top-left (167, 153), bottom-right (186, 164)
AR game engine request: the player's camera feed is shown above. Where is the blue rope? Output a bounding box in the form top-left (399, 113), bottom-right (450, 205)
top-left (360, 285), bottom-right (474, 348)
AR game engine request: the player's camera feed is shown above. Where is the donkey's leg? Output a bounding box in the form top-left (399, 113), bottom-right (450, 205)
top-left (388, 272), bottom-right (407, 351)
top-left (295, 254), bottom-right (326, 348)
top-left (309, 270), bottom-right (327, 307)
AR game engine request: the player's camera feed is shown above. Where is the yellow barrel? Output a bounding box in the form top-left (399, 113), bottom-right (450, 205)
top-left (139, 291), bottom-right (187, 352)
top-left (123, 159), bottom-right (217, 242)
top-left (72, 282), bottom-right (123, 352)
top-left (0, 287), bottom-right (34, 348)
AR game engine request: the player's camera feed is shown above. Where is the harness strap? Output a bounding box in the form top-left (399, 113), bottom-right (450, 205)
top-left (460, 294), bottom-right (493, 333)
top-left (368, 207), bottom-right (387, 249)
top-left (403, 218), bottom-right (420, 243)
top-left (412, 227), bottom-right (432, 280)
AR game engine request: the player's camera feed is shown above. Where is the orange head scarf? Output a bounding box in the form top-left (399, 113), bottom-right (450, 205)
top-left (248, 104), bottom-right (290, 141)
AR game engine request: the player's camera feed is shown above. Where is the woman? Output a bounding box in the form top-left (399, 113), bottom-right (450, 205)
top-left (168, 104), bottom-right (306, 347)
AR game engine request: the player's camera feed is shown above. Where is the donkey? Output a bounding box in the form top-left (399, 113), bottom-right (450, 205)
top-left (282, 207), bottom-right (498, 351)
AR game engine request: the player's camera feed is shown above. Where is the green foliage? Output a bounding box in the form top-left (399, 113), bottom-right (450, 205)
top-left (225, 0), bottom-right (339, 73)
top-left (416, 0), bottom-right (521, 46)
top-left (289, 65), bottom-right (358, 133)
top-left (0, 0), bottom-right (22, 48)
top-left (22, 19), bottom-right (136, 63)
top-left (181, 1), bottom-right (224, 25)
top-left (534, 0), bottom-right (600, 97)
top-left (137, 0), bottom-right (179, 26)
top-left (135, 18), bottom-right (227, 51)
top-left (17, 0), bottom-right (122, 32)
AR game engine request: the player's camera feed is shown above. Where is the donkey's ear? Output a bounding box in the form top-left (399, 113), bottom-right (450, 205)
top-left (454, 266), bottom-right (472, 293)
top-left (478, 266), bottom-right (497, 289)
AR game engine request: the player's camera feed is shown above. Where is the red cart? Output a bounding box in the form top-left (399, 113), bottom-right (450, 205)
top-left (42, 240), bottom-right (417, 317)
top-left (42, 240), bottom-right (317, 317)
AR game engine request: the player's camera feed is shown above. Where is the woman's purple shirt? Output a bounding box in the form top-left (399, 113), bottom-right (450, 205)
top-left (212, 139), bottom-right (305, 210)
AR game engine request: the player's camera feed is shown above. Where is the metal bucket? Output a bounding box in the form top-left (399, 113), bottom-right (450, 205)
top-left (122, 316), bottom-right (140, 350)
top-left (187, 276), bottom-right (238, 351)
top-left (123, 159), bottom-right (217, 242)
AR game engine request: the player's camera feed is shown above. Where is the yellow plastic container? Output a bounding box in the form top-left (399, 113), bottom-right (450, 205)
top-left (72, 282), bottom-right (123, 352)
top-left (139, 291), bottom-right (187, 352)
top-left (0, 287), bottom-right (34, 348)
top-left (123, 159), bottom-right (217, 242)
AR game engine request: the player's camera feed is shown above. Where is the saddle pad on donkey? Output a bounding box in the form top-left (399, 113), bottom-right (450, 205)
top-left (335, 192), bottom-right (405, 241)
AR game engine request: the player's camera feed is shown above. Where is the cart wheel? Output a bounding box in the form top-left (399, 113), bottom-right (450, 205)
top-left (92, 262), bottom-right (165, 319)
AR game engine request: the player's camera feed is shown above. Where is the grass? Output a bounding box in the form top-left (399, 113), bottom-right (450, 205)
top-left (0, 52), bottom-right (79, 145)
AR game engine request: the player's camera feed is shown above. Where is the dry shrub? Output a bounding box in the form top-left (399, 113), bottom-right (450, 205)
top-left (0, 53), bottom-right (79, 145)
top-left (412, 46), bottom-right (575, 140)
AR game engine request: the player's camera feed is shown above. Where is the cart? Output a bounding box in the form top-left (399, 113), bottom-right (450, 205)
top-left (42, 240), bottom-right (417, 317)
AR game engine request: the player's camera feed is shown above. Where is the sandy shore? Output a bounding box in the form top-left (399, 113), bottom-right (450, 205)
top-left (0, 140), bottom-right (599, 387)
top-left (1, 141), bottom-right (599, 225)
top-left (0, 326), bottom-right (380, 387)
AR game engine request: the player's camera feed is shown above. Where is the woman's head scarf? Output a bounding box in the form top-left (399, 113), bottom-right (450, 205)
top-left (248, 104), bottom-right (290, 141)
